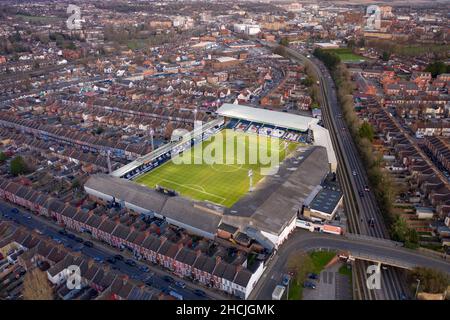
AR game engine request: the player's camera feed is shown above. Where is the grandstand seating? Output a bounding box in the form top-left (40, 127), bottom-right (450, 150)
top-left (228, 118), bottom-right (310, 143)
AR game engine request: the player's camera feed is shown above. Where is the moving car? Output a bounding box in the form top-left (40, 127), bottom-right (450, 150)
top-left (84, 241), bottom-right (94, 248)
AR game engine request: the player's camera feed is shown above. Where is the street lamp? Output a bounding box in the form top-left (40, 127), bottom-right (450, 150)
top-left (414, 279), bottom-right (421, 299)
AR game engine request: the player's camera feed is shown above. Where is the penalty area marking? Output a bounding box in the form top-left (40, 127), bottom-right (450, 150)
top-left (161, 178), bottom-right (226, 204)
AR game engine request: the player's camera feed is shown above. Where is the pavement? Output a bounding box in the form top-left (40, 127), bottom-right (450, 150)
top-left (0, 200), bottom-right (230, 301)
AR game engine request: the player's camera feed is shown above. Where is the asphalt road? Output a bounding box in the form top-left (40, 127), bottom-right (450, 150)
top-left (0, 201), bottom-right (228, 301)
top-left (249, 229), bottom-right (450, 300)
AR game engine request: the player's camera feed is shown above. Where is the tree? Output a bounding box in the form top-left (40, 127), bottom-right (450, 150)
top-left (22, 268), bottom-right (54, 300)
top-left (391, 215), bottom-right (418, 248)
top-left (347, 39), bottom-right (356, 49)
top-left (10, 156), bottom-right (29, 176)
top-left (357, 38), bottom-right (365, 48)
top-left (313, 48), bottom-right (341, 71)
top-left (381, 51), bottom-right (391, 61)
top-left (425, 61), bottom-right (449, 78)
top-left (359, 121), bottom-right (374, 142)
top-left (0, 151), bottom-right (7, 163)
top-left (279, 37), bottom-right (290, 47)
top-left (407, 267), bottom-right (450, 294)
top-left (273, 45), bottom-right (287, 56)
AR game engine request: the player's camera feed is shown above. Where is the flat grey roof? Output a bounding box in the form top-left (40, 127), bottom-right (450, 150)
top-left (216, 103), bottom-right (319, 132)
top-left (84, 174), bottom-right (221, 236)
top-left (309, 187), bottom-right (342, 215)
top-left (222, 146), bottom-right (330, 235)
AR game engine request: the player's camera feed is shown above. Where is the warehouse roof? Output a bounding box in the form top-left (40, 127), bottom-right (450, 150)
top-left (216, 103), bottom-right (319, 132)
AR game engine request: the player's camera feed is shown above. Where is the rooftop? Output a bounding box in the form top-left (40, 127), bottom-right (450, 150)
top-left (216, 103), bottom-right (319, 132)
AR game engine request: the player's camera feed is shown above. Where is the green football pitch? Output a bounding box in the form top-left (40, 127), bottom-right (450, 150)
top-left (134, 129), bottom-right (299, 207)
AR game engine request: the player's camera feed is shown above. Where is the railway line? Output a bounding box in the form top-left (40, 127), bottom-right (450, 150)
top-left (284, 47), bottom-right (408, 300)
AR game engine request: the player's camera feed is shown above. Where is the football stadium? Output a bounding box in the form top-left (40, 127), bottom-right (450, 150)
top-left (134, 129), bottom-right (299, 207)
top-left (85, 104), bottom-right (337, 251)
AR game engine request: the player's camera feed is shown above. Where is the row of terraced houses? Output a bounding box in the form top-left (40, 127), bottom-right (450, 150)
top-left (0, 178), bottom-right (264, 299)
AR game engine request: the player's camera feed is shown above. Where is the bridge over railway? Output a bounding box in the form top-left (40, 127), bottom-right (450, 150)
top-left (249, 230), bottom-right (450, 300)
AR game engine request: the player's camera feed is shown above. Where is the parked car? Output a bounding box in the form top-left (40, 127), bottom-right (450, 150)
top-left (175, 281), bottom-right (186, 289)
top-left (194, 289), bottom-right (206, 297)
top-left (94, 257), bottom-right (104, 263)
top-left (11, 208), bottom-right (19, 214)
top-left (163, 275), bottom-right (174, 283)
top-left (106, 257), bottom-right (116, 264)
top-left (125, 259), bottom-right (137, 267)
top-left (308, 273), bottom-right (319, 280)
top-left (67, 233), bottom-right (76, 239)
top-left (359, 191), bottom-right (364, 197)
top-left (84, 241), bottom-right (94, 248)
top-left (114, 254), bottom-right (124, 261)
top-left (303, 281), bottom-right (316, 289)
top-left (74, 236), bottom-right (84, 243)
top-left (139, 265), bottom-right (150, 273)
top-left (58, 229), bottom-right (68, 236)
top-left (282, 274), bottom-right (290, 286)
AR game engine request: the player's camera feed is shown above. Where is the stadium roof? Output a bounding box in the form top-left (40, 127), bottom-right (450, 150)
top-left (216, 103), bottom-right (319, 132)
top-left (222, 146), bottom-right (330, 235)
top-left (84, 174), bottom-right (222, 238)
